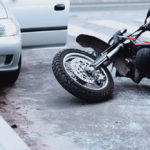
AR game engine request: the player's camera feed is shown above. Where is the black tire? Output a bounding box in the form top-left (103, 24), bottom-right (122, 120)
top-left (136, 48), bottom-right (150, 75)
top-left (0, 56), bottom-right (21, 85)
top-left (52, 49), bottom-right (114, 102)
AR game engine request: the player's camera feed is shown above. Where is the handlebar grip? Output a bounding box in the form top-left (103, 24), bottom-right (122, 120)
top-left (139, 23), bottom-right (150, 31)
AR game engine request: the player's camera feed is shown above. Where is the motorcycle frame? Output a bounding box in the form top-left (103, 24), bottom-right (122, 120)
top-left (90, 29), bottom-right (150, 70)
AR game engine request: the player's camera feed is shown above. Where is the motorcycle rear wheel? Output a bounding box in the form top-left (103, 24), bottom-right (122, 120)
top-left (52, 49), bottom-right (114, 102)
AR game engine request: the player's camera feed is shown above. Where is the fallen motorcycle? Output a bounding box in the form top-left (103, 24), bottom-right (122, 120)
top-left (52, 9), bottom-right (150, 102)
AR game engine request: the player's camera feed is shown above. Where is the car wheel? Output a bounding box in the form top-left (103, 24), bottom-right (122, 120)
top-left (0, 56), bottom-right (21, 85)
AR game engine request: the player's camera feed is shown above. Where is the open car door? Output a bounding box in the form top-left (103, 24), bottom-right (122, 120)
top-left (3, 0), bottom-right (70, 47)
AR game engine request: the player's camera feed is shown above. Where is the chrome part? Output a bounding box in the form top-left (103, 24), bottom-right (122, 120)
top-left (91, 43), bottom-right (123, 69)
top-left (63, 52), bottom-right (109, 90)
top-left (107, 44), bottom-right (123, 58)
top-left (70, 58), bottom-right (95, 84)
top-left (123, 39), bottom-right (130, 44)
top-left (91, 53), bottom-right (108, 68)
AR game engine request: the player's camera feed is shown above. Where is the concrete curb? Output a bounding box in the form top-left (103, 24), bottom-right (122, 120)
top-left (0, 116), bottom-right (30, 150)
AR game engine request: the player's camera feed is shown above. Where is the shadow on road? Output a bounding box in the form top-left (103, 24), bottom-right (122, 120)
top-left (115, 80), bottom-right (150, 98)
top-left (49, 93), bottom-right (115, 110)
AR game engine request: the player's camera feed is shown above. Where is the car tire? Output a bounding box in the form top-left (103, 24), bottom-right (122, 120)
top-left (0, 56), bottom-right (21, 85)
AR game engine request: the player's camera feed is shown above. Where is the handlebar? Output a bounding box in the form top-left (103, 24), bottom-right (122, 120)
top-left (108, 22), bottom-right (150, 45)
top-left (138, 22), bottom-right (150, 31)
top-left (128, 22), bottom-right (150, 40)
top-left (132, 22), bottom-right (150, 39)
top-left (108, 29), bottom-right (127, 45)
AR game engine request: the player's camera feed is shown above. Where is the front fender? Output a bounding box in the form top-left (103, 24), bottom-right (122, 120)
top-left (76, 34), bottom-right (110, 55)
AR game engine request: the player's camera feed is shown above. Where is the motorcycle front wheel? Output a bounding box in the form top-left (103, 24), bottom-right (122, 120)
top-left (52, 49), bottom-right (114, 102)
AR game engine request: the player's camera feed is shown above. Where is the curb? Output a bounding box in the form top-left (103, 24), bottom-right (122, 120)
top-left (0, 116), bottom-right (30, 150)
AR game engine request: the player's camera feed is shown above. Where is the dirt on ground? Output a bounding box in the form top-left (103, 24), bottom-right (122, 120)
top-left (0, 85), bottom-right (32, 148)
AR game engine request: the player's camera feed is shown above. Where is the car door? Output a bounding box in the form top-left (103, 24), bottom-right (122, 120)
top-left (3, 0), bottom-right (70, 47)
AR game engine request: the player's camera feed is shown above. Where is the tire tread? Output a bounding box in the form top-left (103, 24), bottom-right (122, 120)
top-left (52, 49), bottom-right (114, 102)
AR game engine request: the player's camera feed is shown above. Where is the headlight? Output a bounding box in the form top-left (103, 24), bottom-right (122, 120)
top-left (0, 19), bottom-right (18, 37)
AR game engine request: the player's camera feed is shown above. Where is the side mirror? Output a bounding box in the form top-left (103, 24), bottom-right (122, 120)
top-left (145, 9), bottom-right (150, 24)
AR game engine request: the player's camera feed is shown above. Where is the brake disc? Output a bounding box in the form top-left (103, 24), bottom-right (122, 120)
top-left (70, 58), bottom-right (95, 83)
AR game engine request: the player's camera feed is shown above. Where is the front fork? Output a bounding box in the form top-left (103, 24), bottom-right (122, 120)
top-left (91, 43), bottom-right (124, 69)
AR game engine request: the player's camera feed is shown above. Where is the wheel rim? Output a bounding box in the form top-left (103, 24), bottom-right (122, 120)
top-left (63, 53), bottom-right (109, 90)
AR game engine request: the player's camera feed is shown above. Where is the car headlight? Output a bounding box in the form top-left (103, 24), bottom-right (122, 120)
top-left (0, 19), bottom-right (18, 37)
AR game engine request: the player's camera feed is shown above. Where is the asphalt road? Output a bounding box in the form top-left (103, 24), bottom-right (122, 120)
top-left (1, 4), bottom-right (150, 150)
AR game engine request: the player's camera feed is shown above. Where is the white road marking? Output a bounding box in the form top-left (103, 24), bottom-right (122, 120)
top-left (90, 20), bottom-right (150, 39)
top-left (68, 24), bottom-right (110, 42)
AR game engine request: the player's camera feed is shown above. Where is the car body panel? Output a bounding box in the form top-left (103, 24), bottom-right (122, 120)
top-left (0, 0), bottom-right (21, 72)
top-left (0, 35), bottom-right (21, 71)
top-left (3, 0), bottom-right (70, 47)
top-left (0, 1), bottom-right (7, 18)
top-left (22, 30), bottom-right (67, 47)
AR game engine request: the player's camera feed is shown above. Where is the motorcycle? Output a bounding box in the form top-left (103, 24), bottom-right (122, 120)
top-left (52, 9), bottom-right (150, 102)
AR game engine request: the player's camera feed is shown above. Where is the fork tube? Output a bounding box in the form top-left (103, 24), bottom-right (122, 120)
top-left (91, 43), bottom-right (123, 68)
top-left (107, 43), bottom-right (123, 58)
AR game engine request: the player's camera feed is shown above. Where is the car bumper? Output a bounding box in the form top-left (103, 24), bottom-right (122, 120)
top-left (0, 34), bottom-right (21, 72)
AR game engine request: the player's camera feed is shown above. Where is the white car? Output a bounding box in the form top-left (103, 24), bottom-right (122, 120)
top-left (3, 0), bottom-right (70, 47)
top-left (0, 0), bottom-right (70, 84)
top-left (0, 0), bottom-right (21, 85)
